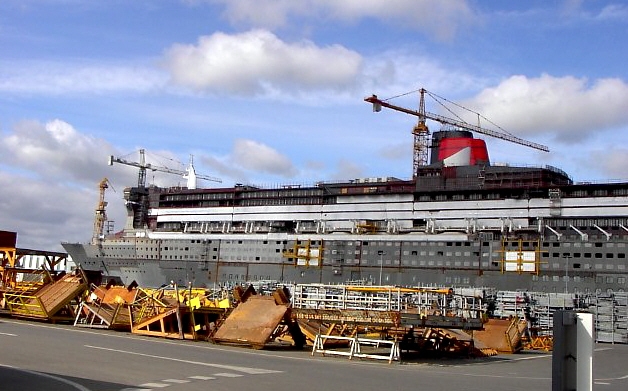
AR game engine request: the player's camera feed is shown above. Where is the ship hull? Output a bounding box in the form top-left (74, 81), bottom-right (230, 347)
top-left (63, 232), bottom-right (619, 292)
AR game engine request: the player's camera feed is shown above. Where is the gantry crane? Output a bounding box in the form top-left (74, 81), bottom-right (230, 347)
top-left (108, 149), bottom-right (222, 189)
top-left (365, 89), bottom-right (549, 178)
top-left (92, 177), bottom-right (112, 244)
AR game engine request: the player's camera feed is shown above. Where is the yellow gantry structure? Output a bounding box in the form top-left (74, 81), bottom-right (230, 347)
top-left (283, 239), bottom-right (324, 267)
top-left (499, 238), bottom-right (543, 275)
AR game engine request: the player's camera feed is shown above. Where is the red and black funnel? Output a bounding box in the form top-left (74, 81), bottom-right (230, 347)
top-left (430, 130), bottom-right (490, 167)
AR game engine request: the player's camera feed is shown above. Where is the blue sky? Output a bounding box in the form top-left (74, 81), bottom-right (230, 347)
top-left (1, 0), bottom-right (628, 250)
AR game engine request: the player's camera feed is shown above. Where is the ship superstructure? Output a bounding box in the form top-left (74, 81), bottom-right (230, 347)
top-left (63, 91), bottom-right (628, 292)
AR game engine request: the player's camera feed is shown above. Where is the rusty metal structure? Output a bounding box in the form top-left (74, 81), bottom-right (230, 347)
top-left (73, 282), bottom-right (232, 340)
top-left (1, 229), bottom-right (70, 300)
top-left (472, 317), bottom-right (529, 354)
top-left (287, 284), bottom-right (489, 360)
top-left (128, 286), bottom-right (229, 340)
top-left (211, 285), bottom-right (305, 349)
top-left (0, 231), bottom-right (18, 293)
top-left (4, 269), bottom-right (88, 322)
top-left (0, 250), bottom-right (549, 362)
top-left (0, 230), bottom-right (553, 361)
top-left (74, 284), bottom-right (138, 329)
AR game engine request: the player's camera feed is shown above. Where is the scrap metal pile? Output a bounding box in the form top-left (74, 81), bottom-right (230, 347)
top-left (1, 250), bottom-right (546, 362)
top-left (288, 284), bottom-right (529, 360)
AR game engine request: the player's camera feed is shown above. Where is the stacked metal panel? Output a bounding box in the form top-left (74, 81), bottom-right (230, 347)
top-left (592, 292), bottom-right (628, 344)
top-left (528, 293), bottom-right (576, 335)
top-left (448, 288), bottom-right (628, 344)
top-left (490, 290), bottom-right (529, 318)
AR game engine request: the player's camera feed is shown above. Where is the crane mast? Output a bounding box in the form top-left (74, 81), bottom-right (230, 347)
top-left (365, 90), bottom-right (549, 178)
top-left (108, 149), bottom-right (222, 189)
top-left (412, 88), bottom-right (429, 175)
top-left (92, 177), bottom-right (110, 245)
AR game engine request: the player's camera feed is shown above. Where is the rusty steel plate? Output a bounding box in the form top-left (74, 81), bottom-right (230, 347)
top-left (212, 295), bottom-right (289, 347)
top-left (471, 318), bottom-right (522, 353)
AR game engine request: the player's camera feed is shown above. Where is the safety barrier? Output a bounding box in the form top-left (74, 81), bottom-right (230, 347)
top-left (312, 334), bottom-right (400, 363)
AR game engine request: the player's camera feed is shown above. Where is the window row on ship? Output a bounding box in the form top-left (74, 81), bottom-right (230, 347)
top-left (101, 239), bottom-right (628, 266)
top-left (155, 185), bottom-right (628, 208)
top-left (102, 238), bottom-right (628, 250)
top-left (156, 216), bottom-right (628, 232)
top-left (531, 275), bottom-right (628, 290)
top-left (99, 252), bottom-right (628, 274)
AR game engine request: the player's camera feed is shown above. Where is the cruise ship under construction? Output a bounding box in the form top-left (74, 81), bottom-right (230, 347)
top-left (63, 89), bottom-right (628, 293)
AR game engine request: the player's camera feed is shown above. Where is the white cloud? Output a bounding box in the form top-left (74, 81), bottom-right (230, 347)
top-left (0, 119), bottom-right (125, 251)
top-left (1, 119), bottom-right (120, 183)
top-left (199, 154), bottom-right (248, 183)
top-left (0, 120), bottom-right (200, 251)
top-left (561, 1), bottom-right (628, 22)
top-left (362, 50), bottom-right (485, 98)
top-left (0, 119), bottom-right (142, 250)
top-left (0, 60), bottom-right (167, 95)
top-left (163, 29), bottom-right (362, 96)
top-left (231, 139), bottom-right (298, 178)
top-left (210, 0), bottom-right (475, 41)
top-left (213, 0), bottom-right (297, 30)
top-left (462, 75), bottom-right (628, 142)
top-left (0, 34), bottom-right (480, 103)
top-left (162, 30), bottom-right (486, 101)
top-left (596, 4), bottom-right (628, 21)
top-left (378, 142), bottom-right (411, 162)
top-left (0, 171), bottom-right (95, 251)
top-left (588, 147), bottom-right (628, 179)
top-left (0, 120), bottom-right (199, 188)
top-left (331, 159), bottom-right (364, 180)
top-left (321, 0), bottom-right (475, 41)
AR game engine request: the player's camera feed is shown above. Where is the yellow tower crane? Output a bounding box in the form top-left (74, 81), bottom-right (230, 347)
top-left (365, 89), bottom-right (549, 179)
top-left (92, 177), bottom-right (113, 244)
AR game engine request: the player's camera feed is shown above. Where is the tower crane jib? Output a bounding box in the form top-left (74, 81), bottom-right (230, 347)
top-left (365, 91), bottom-right (549, 178)
top-left (108, 149), bottom-right (222, 189)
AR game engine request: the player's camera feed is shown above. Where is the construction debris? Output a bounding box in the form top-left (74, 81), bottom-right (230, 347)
top-left (1, 231), bottom-right (72, 313)
top-left (130, 287), bottom-right (227, 340)
top-left (211, 286), bottom-right (304, 349)
top-left (289, 283), bottom-right (488, 361)
top-left (73, 280), bottom-right (232, 340)
top-left (1, 276), bottom-right (573, 363)
top-left (590, 291), bottom-right (628, 344)
top-left (74, 283), bottom-right (138, 329)
top-left (4, 269), bottom-right (88, 322)
top-left (312, 334), bottom-right (401, 363)
top-left (471, 316), bottom-right (528, 354)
